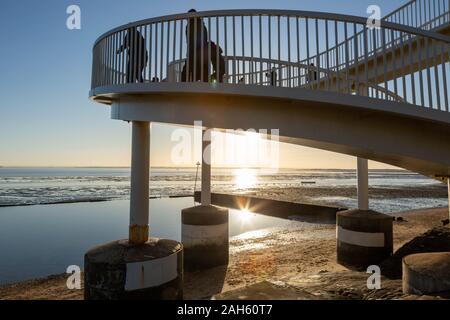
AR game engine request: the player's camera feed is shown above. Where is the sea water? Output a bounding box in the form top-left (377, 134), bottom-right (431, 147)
top-left (0, 167), bottom-right (447, 285)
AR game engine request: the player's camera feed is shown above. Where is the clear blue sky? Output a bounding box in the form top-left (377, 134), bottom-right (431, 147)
top-left (0, 0), bottom-right (405, 168)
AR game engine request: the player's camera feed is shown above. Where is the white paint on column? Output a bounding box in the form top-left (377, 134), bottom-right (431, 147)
top-left (182, 223), bottom-right (228, 247)
top-left (357, 157), bottom-right (369, 211)
top-left (130, 122), bottom-right (150, 228)
top-left (202, 129), bottom-right (212, 206)
top-left (337, 226), bottom-right (385, 248)
top-left (125, 253), bottom-right (178, 291)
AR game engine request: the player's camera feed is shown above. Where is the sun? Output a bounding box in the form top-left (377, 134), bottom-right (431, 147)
top-left (233, 169), bottom-right (257, 189)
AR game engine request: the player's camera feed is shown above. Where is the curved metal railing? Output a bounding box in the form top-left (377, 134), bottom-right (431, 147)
top-left (383, 0), bottom-right (450, 31)
top-left (91, 9), bottom-right (450, 111)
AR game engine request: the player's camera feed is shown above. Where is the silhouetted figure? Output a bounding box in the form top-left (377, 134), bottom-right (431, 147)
top-left (181, 9), bottom-right (209, 82)
top-left (117, 27), bottom-right (148, 83)
top-left (308, 63), bottom-right (318, 83)
top-left (210, 41), bottom-right (226, 83)
top-left (266, 68), bottom-right (278, 86)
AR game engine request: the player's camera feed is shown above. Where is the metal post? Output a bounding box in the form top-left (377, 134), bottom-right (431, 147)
top-left (202, 129), bottom-right (212, 206)
top-left (357, 157), bottom-right (369, 211)
top-left (129, 121), bottom-right (150, 244)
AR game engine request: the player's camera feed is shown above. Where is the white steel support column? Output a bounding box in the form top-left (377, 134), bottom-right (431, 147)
top-left (129, 121), bottom-right (150, 244)
top-left (201, 129), bottom-right (212, 206)
top-left (357, 157), bottom-right (369, 211)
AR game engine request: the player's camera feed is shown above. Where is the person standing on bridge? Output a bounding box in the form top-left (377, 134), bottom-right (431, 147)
top-left (266, 67), bottom-right (278, 86)
top-left (307, 63), bottom-right (318, 84)
top-left (117, 27), bottom-right (148, 83)
top-left (182, 9), bottom-right (209, 82)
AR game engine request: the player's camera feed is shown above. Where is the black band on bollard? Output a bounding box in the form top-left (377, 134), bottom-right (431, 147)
top-left (337, 209), bottom-right (393, 269)
top-left (182, 205), bottom-right (229, 271)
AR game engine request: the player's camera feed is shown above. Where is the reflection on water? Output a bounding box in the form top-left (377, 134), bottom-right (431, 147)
top-left (236, 209), bottom-right (256, 227)
top-left (0, 197), bottom-right (289, 285)
top-left (233, 168), bottom-right (257, 190)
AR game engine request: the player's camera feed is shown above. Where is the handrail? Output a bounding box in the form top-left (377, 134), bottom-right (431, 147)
top-left (383, 0), bottom-right (450, 30)
top-left (91, 9), bottom-right (450, 112)
top-left (94, 9), bottom-right (450, 46)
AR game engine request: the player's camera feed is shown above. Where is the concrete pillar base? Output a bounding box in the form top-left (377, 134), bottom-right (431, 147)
top-left (337, 209), bottom-right (393, 269)
top-left (84, 238), bottom-right (183, 300)
top-left (403, 252), bottom-right (450, 295)
top-left (181, 205), bottom-right (229, 271)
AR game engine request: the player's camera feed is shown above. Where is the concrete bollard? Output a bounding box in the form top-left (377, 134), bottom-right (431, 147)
top-left (337, 209), bottom-right (393, 269)
top-left (181, 204), bottom-right (229, 271)
top-left (84, 238), bottom-right (183, 300)
top-left (403, 252), bottom-right (450, 295)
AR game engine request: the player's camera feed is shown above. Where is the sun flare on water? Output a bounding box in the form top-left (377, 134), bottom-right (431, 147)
top-left (238, 209), bottom-right (254, 224)
top-left (233, 168), bottom-right (257, 190)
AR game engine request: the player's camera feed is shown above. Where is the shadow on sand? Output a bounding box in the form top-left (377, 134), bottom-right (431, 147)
top-left (183, 265), bottom-right (228, 300)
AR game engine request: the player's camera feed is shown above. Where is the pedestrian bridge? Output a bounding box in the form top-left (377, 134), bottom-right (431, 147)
top-left (90, 1), bottom-right (450, 179)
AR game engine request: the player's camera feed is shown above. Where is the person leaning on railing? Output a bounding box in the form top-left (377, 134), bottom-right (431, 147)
top-left (210, 41), bottom-right (225, 83)
top-left (117, 26), bottom-right (149, 83)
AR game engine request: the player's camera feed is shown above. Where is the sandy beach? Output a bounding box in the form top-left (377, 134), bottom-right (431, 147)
top-left (1, 201), bottom-right (448, 300)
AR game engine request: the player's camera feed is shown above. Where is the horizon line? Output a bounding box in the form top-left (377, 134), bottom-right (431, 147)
top-left (0, 165), bottom-right (407, 171)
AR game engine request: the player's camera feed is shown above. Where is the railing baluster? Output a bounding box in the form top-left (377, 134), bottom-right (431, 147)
top-left (306, 18), bottom-right (310, 88)
top-left (185, 21), bottom-right (189, 81)
top-left (250, 16), bottom-right (254, 85)
top-left (325, 20), bottom-right (330, 91)
top-left (208, 17), bottom-right (212, 82)
top-left (400, 31), bottom-right (407, 101)
top-left (390, 29), bottom-right (398, 98)
top-left (433, 39), bottom-right (441, 110)
top-left (132, 27), bottom-right (137, 83)
top-left (315, 19), bottom-right (320, 90)
top-left (425, 34), bottom-right (433, 108)
top-left (441, 42), bottom-right (449, 111)
top-left (344, 23), bottom-right (350, 94)
top-left (296, 17), bottom-right (300, 87)
top-left (179, 21), bottom-right (183, 83)
top-left (166, 22), bottom-right (171, 83)
top-left (418, 35), bottom-right (425, 106)
top-left (233, 16), bottom-right (236, 84)
top-left (408, 33), bottom-right (416, 105)
top-left (363, 26), bottom-right (369, 97)
top-left (354, 24), bottom-right (359, 95)
top-left (193, 19), bottom-right (197, 82)
top-left (242, 16), bottom-right (246, 81)
top-left (217, 17), bottom-right (221, 83)
top-left (103, 37), bottom-right (107, 86)
top-left (138, 26), bottom-right (143, 83)
top-left (335, 20), bottom-right (340, 93)
top-left (160, 22), bottom-right (164, 82)
top-left (148, 24), bottom-right (153, 82)
top-left (224, 16), bottom-right (228, 83)
top-left (260, 15), bottom-right (263, 85)
top-left (287, 16), bottom-right (291, 88)
top-left (172, 21), bottom-right (177, 82)
top-left (200, 18), bottom-right (204, 82)
top-left (372, 28), bottom-right (379, 99)
top-left (268, 15), bottom-right (272, 82)
top-left (113, 32), bottom-right (117, 85)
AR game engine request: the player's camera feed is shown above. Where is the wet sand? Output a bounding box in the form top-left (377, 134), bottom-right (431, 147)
top-left (0, 204), bottom-right (448, 300)
top-left (242, 185), bottom-right (448, 206)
